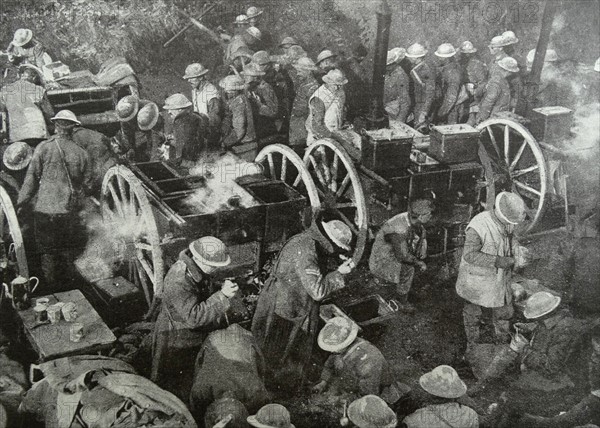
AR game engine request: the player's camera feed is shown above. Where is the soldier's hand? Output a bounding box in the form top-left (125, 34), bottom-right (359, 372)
top-left (510, 332), bottom-right (529, 353)
top-left (221, 280), bottom-right (239, 298)
top-left (337, 258), bottom-right (355, 275)
top-left (416, 261), bottom-right (427, 272)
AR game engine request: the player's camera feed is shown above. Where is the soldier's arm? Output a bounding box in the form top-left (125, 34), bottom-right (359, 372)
top-left (357, 358), bottom-right (384, 396)
top-left (477, 82), bottom-right (500, 123)
top-left (439, 70), bottom-right (461, 117)
top-left (223, 99), bottom-right (247, 148)
top-left (258, 84), bottom-right (278, 118)
top-left (397, 75), bottom-right (411, 122)
top-left (384, 232), bottom-right (420, 264)
top-left (17, 147), bottom-right (42, 208)
top-left (295, 247), bottom-right (345, 301)
top-left (462, 227), bottom-right (499, 267)
top-left (310, 97), bottom-right (335, 140)
top-left (422, 68), bottom-right (436, 115)
top-left (206, 97), bottom-right (223, 130)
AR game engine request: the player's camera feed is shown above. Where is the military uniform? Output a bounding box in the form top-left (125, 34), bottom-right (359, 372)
top-left (384, 66), bottom-right (411, 122)
top-left (191, 81), bottom-right (223, 145)
top-left (410, 61), bottom-right (436, 125)
top-left (463, 57), bottom-right (488, 124)
top-left (6, 39), bottom-right (52, 70)
top-left (71, 127), bottom-right (117, 194)
top-left (289, 74), bottom-right (319, 148)
top-left (248, 80), bottom-right (279, 145)
top-left (221, 93), bottom-right (257, 161)
top-left (169, 110), bottom-right (210, 169)
top-left (321, 338), bottom-right (395, 397)
top-left (151, 250), bottom-right (231, 390)
top-left (434, 61), bottom-right (463, 124)
top-left (251, 221), bottom-right (346, 389)
top-left (477, 71), bottom-right (511, 123)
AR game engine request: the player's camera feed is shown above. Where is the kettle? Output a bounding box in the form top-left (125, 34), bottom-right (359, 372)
top-left (2, 275), bottom-right (39, 310)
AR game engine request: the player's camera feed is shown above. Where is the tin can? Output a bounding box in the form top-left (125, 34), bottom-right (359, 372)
top-left (70, 323), bottom-right (84, 342)
top-left (33, 304), bottom-right (48, 322)
top-left (47, 303), bottom-right (64, 324)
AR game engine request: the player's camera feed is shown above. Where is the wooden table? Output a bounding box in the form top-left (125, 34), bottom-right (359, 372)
top-left (17, 289), bottom-right (116, 362)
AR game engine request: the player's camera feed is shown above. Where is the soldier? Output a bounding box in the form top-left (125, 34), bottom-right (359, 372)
top-left (219, 75), bottom-right (258, 161)
top-left (501, 31), bottom-right (527, 113)
top-left (71, 122), bottom-right (117, 194)
top-left (244, 26), bottom-right (263, 52)
top-left (151, 236), bottom-right (238, 394)
top-left (242, 62), bottom-right (279, 148)
top-left (525, 49), bottom-right (561, 108)
top-left (369, 197), bottom-right (433, 313)
top-left (246, 6), bottom-right (273, 48)
top-left (384, 48), bottom-right (411, 122)
top-left (455, 192), bottom-right (526, 352)
top-left (458, 41), bottom-right (488, 126)
top-left (477, 57), bottom-right (519, 124)
top-left (223, 15), bottom-right (250, 62)
top-left (1, 142), bottom-right (33, 193)
top-left (162, 94), bottom-right (210, 170)
top-left (315, 49), bottom-right (339, 84)
top-left (230, 46), bottom-right (254, 75)
top-left (251, 216), bottom-right (354, 390)
top-left (278, 36), bottom-right (300, 55)
top-left (115, 95), bottom-right (153, 161)
top-left (17, 110), bottom-right (93, 286)
top-left (341, 43), bottom-right (369, 122)
top-left (306, 69), bottom-right (348, 146)
top-left (184, 63), bottom-right (222, 146)
top-left (136, 102), bottom-right (166, 162)
top-left (6, 28), bottom-right (52, 70)
top-left (406, 43), bottom-right (435, 131)
top-left (288, 57), bottom-right (319, 152)
top-left (433, 43), bottom-right (463, 124)
top-left (0, 65), bottom-right (54, 145)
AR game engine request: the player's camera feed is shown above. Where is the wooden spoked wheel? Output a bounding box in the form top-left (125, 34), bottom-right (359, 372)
top-left (304, 139), bottom-right (368, 264)
top-left (101, 166), bottom-right (164, 307)
top-left (256, 144), bottom-right (320, 209)
top-left (477, 118), bottom-right (548, 233)
top-left (0, 185), bottom-right (28, 279)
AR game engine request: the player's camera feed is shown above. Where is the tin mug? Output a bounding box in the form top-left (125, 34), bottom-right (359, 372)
top-left (33, 304), bottom-right (48, 322)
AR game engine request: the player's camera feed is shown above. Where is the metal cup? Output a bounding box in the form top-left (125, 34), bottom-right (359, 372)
top-left (70, 323), bottom-right (84, 342)
top-left (33, 304), bottom-right (48, 322)
top-left (47, 303), bottom-right (64, 324)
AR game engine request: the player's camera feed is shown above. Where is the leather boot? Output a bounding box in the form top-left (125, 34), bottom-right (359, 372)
top-left (517, 393), bottom-right (600, 427)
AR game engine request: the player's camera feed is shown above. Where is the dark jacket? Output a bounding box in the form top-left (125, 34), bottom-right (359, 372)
top-left (477, 71), bottom-right (511, 123)
top-left (321, 338), bottom-right (394, 396)
top-left (523, 309), bottom-right (598, 379)
top-left (151, 250), bottom-right (230, 382)
top-left (71, 126), bottom-right (117, 193)
top-left (190, 324), bottom-right (270, 415)
top-left (341, 57), bottom-right (370, 119)
top-left (384, 65), bottom-right (411, 122)
top-left (248, 80), bottom-right (279, 139)
top-left (222, 93), bottom-right (257, 154)
top-left (251, 222), bottom-right (346, 379)
top-left (18, 134), bottom-right (92, 214)
top-left (435, 60), bottom-right (463, 121)
top-left (464, 57), bottom-right (488, 110)
top-left (171, 109), bottom-right (210, 167)
top-left (410, 60), bottom-right (436, 119)
top-left (289, 74), bottom-right (319, 146)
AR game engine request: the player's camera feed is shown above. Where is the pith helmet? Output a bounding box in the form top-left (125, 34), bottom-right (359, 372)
top-left (495, 191), bottom-right (526, 224)
top-left (116, 95), bottom-right (140, 122)
top-left (252, 50), bottom-right (272, 66)
top-left (3, 142), bottom-right (33, 171)
top-left (12, 29), bottom-right (33, 47)
top-left (246, 6), bottom-right (263, 19)
top-left (347, 395), bottom-right (397, 428)
top-left (406, 43), bottom-right (428, 58)
top-left (279, 36), bottom-right (299, 48)
top-left (322, 218), bottom-right (351, 250)
top-left (219, 75), bottom-right (246, 91)
top-left (318, 316), bottom-right (359, 352)
top-left (189, 236), bottom-right (231, 267)
top-left (419, 365), bottom-right (467, 399)
top-left (460, 41), bottom-right (477, 54)
top-left (246, 26), bottom-right (262, 41)
top-left (163, 93), bottom-right (192, 110)
top-left (50, 109), bottom-right (81, 125)
top-left (316, 49), bottom-right (336, 64)
top-left (497, 57), bottom-right (519, 73)
top-left (502, 30), bottom-right (519, 45)
top-left (524, 292), bottom-right (561, 319)
top-left (234, 14), bottom-right (249, 25)
top-left (247, 404), bottom-right (295, 428)
top-left (435, 43), bottom-right (457, 58)
top-left (183, 63), bottom-right (209, 79)
top-left (137, 102), bottom-right (160, 131)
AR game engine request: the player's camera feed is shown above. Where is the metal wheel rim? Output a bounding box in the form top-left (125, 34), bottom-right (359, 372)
top-left (255, 144), bottom-right (320, 210)
top-left (477, 118), bottom-right (548, 233)
top-left (0, 185), bottom-right (28, 278)
top-left (304, 139), bottom-right (368, 264)
top-left (101, 166), bottom-right (164, 307)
